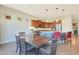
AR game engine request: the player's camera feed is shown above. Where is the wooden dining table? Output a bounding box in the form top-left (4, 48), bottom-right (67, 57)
top-left (25, 35), bottom-right (49, 54)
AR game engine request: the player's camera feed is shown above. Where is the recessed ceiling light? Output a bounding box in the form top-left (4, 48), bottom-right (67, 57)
top-left (46, 9), bottom-right (48, 11)
top-left (63, 9), bottom-right (65, 11)
top-left (56, 8), bottom-right (59, 10)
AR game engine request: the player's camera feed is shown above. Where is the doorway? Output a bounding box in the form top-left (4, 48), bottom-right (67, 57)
top-left (72, 21), bottom-right (78, 36)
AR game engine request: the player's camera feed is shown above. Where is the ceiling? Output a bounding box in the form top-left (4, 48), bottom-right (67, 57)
top-left (2, 4), bottom-right (79, 20)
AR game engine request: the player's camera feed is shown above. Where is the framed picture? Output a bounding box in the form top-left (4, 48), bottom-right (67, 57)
top-left (5, 15), bottom-right (11, 19)
top-left (17, 17), bottom-right (22, 21)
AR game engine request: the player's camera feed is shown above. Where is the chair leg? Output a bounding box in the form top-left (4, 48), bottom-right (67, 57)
top-left (19, 48), bottom-right (21, 55)
top-left (16, 47), bottom-right (18, 53)
top-left (19, 50), bottom-right (21, 55)
top-left (25, 49), bottom-right (27, 55)
top-left (51, 50), bottom-right (56, 55)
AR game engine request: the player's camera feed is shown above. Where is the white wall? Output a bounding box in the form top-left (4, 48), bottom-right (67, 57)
top-left (78, 21), bottom-right (79, 35)
top-left (62, 15), bottom-right (72, 32)
top-left (0, 6), bottom-right (38, 44)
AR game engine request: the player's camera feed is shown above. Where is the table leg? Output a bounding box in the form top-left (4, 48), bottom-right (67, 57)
top-left (36, 48), bottom-right (39, 55)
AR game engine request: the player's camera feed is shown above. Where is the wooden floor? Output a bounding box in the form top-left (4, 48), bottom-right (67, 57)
top-left (56, 35), bottom-right (79, 55)
top-left (0, 35), bottom-right (79, 55)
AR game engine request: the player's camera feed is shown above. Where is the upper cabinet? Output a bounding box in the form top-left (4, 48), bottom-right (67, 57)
top-left (31, 20), bottom-right (42, 28)
top-left (31, 20), bottom-right (62, 28)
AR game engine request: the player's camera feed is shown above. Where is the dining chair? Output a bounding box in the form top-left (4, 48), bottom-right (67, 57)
top-left (19, 35), bottom-right (36, 55)
top-left (15, 36), bottom-right (20, 53)
top-left (67, 32), bottom-right (72, 39)
top-left (66, 31), bottom-right (72, 45)
top-left (53, 32), bottom-right (61, 44)
top-left (19, 36), bottom-right (26, 55)
top-left (61, 33), bottom-right (66, 43)
top-left (39, 40), bottom-right (57, 55)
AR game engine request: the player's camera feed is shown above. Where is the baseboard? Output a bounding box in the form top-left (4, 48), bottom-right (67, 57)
top-left (0, 40), bottom-right (16, 44)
